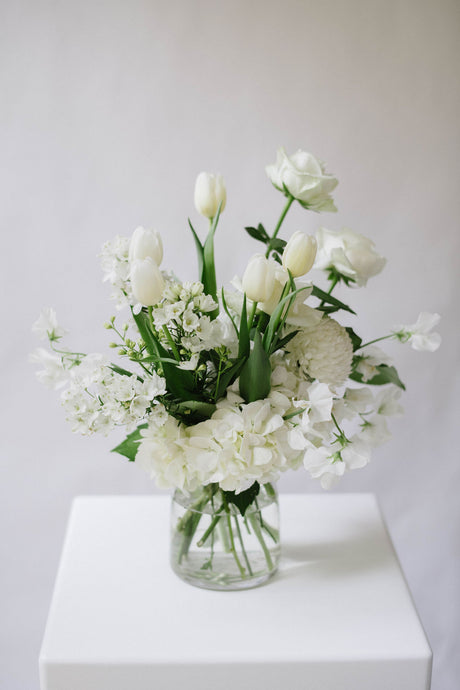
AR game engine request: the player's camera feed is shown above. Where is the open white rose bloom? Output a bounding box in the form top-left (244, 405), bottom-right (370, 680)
top-left (31, 148), bottom-right (441, 589)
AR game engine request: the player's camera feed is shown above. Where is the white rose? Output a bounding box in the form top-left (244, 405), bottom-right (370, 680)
top-left (282, 232), bottom-right (317, 277)
top-left (266, 147), bottom-right (338, 212)
top-left (129, 226), bottom-right (163, 266)
top-left (314, 227), bottom-right (386, 287)
top-left (130, 258), bottom-right (165, 306)
top-left (194, 172), bottom-right (227, 219)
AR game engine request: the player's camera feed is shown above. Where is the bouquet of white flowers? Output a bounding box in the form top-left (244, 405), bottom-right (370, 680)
top-left (31, 147), bottom-right (441, 590)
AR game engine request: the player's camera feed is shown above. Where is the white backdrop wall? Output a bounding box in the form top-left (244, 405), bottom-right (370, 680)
top-left (1, 1), bottom-right (459, 688)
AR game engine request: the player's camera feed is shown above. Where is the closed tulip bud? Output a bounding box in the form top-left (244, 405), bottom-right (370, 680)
top-left (242, 254), bottom-right (277, 303)
top-left (259, 265), bottom-right (289, 315)
top-left (194, 172), bottom-right (227, 219)
top-left (282, 232), bottom-right (317, 277)
top-left (130, 258), bottom-right (165, 306)
top-left (129, 226), bottom-right (163, 266)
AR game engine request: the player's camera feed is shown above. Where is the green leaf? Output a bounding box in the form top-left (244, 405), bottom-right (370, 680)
top-left (311, 284), bottom-right (356, 315)
top-left (238, 294), bottom-right (250, 360)
top-left (269, 329), bottom-right (299, 355)
top-left (176, 400), bottom-right (216, 421)
top-left (109, 364), bottom-right (142, 381)
top-left (202, 203), bottom-right (222, 319)
top-left (350, 364), bottom-right (406, 390)
top-left (262, 285), bottom-right (310, 352)
top-left (345, 327), bottom-right (362, 352)
top-left (111, 424), bottom-right (147, 461)
top-left (239, 330), bottom-right (272, 403)
top-left (215, 359), bottom-right (245, 399)
top-left (221, 287), bottom-right (239, 338)
top-left (132, 308), bottom-right (158, 356)
top-left (223, 482), bottom-right (260, 516)
top-left (132, 308), bottom-right (199, 401)
top-left (245, 224), bottom-right (269, 243)
top-left (268, 237), bottom-right (286, 252)
top-left (188, 219), bottom-right (204, 278)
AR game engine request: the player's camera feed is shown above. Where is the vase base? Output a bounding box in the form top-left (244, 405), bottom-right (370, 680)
top-left (171, 564), bottom-right (279, 591)
top-left (171, 546), bottom-right (281, 591)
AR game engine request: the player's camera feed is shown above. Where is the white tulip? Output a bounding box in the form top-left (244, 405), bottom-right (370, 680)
top-left (259, 265), bottom-right (289, 315)
top-left (130, 258), bottom-right (165, 306)
top-left (242, 255), bottom-right (277, 303)
top-left (314, 227), bottom-right (386, 287)
top-left (194, 172), bottom-right (227, 219)
top-left (266, 148), bottom-right (338, 212)
top-left (129, 226), bottom-right (163, 266)
top-left (282, 232), bottom-right (317, 277)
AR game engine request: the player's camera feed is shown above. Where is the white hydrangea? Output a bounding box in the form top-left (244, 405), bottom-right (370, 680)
top-left (287, 316), bottom-right (353, 387)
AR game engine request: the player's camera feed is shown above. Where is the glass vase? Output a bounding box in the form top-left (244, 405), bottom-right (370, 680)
top-left (170, 483), bottom-right (280, 590)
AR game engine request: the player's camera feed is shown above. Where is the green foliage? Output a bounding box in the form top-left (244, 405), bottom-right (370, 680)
top-left (239, 330), bottom-right (271, 403)
top-left (311, 284), bottom-right (356, 315)
top-left (111, 424), bottom-right (147, 461)
top-left (188, 219), bottom-right (204, 277)
top-left (202, 204), bottom-right (223, 319)
top-left (350, 363), bottom-right (406, 390)
top-left (132, 309), bottom-right (200, 401)
top-left (244, 224), bottom-right (269, 243)
top-left (263, 284), bottom-right (309, 353)
top-left (345, 327), bottom-right (362, 352)
top-left (223, 481), bottom-right (260, 516)
top-left (238, 294), bottom-right (250, 360)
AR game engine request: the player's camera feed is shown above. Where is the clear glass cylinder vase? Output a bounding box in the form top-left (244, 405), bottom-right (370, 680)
top-left (170, 483), bottom-right (280, 590)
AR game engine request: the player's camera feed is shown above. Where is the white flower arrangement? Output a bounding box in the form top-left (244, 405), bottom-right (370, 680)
top-left (31, 149), bottom-right (441, 503)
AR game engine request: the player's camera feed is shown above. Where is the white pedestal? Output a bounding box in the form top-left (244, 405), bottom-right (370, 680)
top-left (39, 494), bottom-right (432, 690)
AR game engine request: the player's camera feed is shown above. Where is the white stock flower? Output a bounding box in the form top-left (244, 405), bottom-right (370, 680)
top-left (287, 316), bottom-right (353, 387)
top-left (32, 308), bottom-right (67, 341)
top-left (100, 236), bottom-right (132, 308)
top-left (282, 232), bottom-right (317, 277)
top-left (266, 148), bottom-right (338, 212)
top-left (314, 228), bottom-right (386, 286)
top-left (194, 172), bottom-right (227, 219)
top-left (129, 227), bottom-right (163, 266)
top-left (393, 312), bottom-right (441, 352)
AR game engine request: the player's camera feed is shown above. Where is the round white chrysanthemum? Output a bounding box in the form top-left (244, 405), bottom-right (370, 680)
top-left (287, 317), bottom-right (353, 387)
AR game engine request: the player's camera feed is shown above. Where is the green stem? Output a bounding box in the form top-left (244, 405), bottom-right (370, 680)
top-left (197, 511), bottom-right (223, 547)
top-left (356, 334), bottom-right (395, 350)
top-left (319, 275), bottom-right (339, 307)
top-left (265, 195), bottom-right (294, 258)
top-left (226, 511), bottom-right (246, 577)
top-left (234, 515), bottom-right (253, 576)
top-left (248, 301), bottom-right (258, 331)
top-left (162, 325), bottom-right (181, 360)
top-left (248, 511), bottom-right (274, 570)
